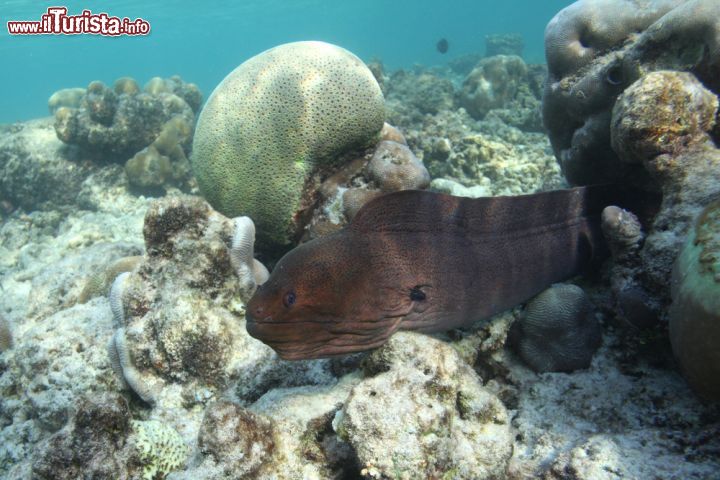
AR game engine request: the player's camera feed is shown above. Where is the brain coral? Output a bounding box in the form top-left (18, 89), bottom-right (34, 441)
top-left (511, 283), bottom-right (602, 373)
top-left (191, 41), bottom-right (385, 253)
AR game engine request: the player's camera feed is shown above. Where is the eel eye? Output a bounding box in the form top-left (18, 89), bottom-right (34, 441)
top-left (283, 291), bottom-right (296, 308)
top-left (606, 65), bottom-right (624, 86)
top-left (409, 286), bottom-right (426, 301)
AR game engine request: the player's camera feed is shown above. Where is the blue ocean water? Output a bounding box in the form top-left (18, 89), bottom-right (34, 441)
top-left (1, 0), bottom-right (572, 124)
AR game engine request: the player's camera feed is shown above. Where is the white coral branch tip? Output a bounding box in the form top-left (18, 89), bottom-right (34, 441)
top-left (231, 216), bottom-right (268, 301)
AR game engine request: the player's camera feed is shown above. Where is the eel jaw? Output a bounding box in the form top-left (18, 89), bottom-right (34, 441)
top-left (245, 313), bottom-right (405, 360)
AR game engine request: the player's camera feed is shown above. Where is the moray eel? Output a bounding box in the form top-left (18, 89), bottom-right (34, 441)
top-left (246, 186), bottom-right (630, 360)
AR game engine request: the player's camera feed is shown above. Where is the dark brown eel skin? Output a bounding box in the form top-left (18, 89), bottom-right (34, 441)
top-left (246, 185), bottom-right (627, 360)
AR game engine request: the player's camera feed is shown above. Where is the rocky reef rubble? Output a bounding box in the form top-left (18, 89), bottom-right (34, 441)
top-left (379, 51), bottom-right (562, 198)
top-left (384, 54), bottom-right (546, 132)
top-left (405, 108), bottom-right (563, 196)
top-left (0, 118), bottom-right (93, 212)
top-left (337, 333), bottom-right (513, 479)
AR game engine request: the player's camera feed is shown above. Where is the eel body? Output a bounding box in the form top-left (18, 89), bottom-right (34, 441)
top-left (246, 186), bottom-right (619, 360)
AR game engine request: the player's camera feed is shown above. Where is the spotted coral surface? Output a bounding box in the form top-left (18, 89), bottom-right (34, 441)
top-left (191, 41), bottom-right (385, 252)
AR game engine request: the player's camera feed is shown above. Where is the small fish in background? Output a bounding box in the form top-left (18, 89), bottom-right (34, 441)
top-left (436, 38), bottom-right (449, 54)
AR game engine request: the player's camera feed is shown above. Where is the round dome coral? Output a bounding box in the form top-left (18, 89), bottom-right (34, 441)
top-left (191, 41), bottom-right (385, 253)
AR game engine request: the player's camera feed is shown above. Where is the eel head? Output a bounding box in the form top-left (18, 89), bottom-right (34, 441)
top-left (245, 233), bottom-right (428, 360)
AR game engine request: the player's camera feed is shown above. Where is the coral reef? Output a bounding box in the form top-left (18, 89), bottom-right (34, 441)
top-left (52, 75), bottom-right (200, 193)
top-left (602, 69), bottom-right (720, 327)
top-left (432, 51), bottom-right (546, 132)
top-left (114, 77), bottom-right (141, 96)
top-left (542, 1), bottom-right (720, 341)
top-left (0, 151), bottom-right (153, 474)
top-left (124, 116), bottom-right (194, 191)
top-left (611, 71), bottom-right (717, 164)
top-left (176, 374), bottom-right (361, 479)
top-left (54, 76), bottom-right (198, 160)
top-left (509, 283), bottom-right (602, 372)
top-left (111, 194), bottom-right (336, 405)
top-left (336, 332), bottom-right (513, 479)
top-left (669, 200), bottom-right (720, 401)
top-left (299, 123), bottom-right (433, 241)
top-left (385, 69), bottom-right (456, 115)
top-left (191, 41), bottom-right (385, 253)
top-left (380, 57), bottom-right (551, 196)
top-left (383, 63), bottom-right (557, 195)
top-left (448, 53), bottom-right (484, 76)
top-left (143, 76), bottom-right (203, 113)
top-left (3, 25), bottom-right (720, 479)
top-left (404, 109), bottom-right (562, 195)
top-left (117, 196), bottom-right (247, 390)
top-left (601, 206), bottom-right (658, 329)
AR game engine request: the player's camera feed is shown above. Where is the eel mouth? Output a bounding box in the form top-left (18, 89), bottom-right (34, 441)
top-left (245, 312), bottom-right (404, 360)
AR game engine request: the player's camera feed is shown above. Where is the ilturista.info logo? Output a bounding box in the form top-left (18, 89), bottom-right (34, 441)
top-left (7, 6), bottom-right (150, 36)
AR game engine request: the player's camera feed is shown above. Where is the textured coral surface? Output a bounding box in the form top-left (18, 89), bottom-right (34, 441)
top-left (191, 41), bottom-right (385, 252)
